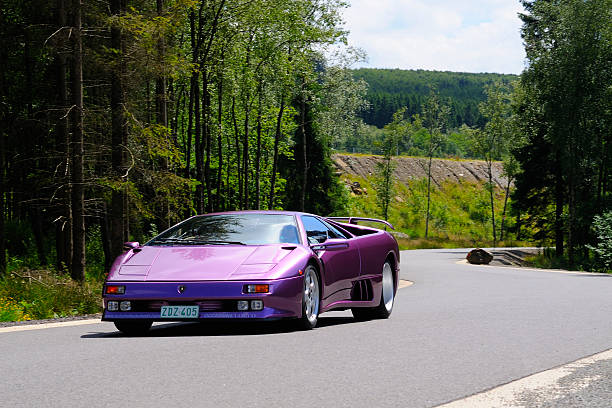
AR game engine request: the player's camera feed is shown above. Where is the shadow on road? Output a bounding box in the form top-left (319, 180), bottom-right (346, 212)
top-left (80, 315), bottom-right (357, 338)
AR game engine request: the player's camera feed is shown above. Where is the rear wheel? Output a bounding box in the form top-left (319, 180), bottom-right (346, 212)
top-left (352, 260), bottom-right (395, 320)
top-left (114, 320), bottom-right (153, 336)
top-left (296, 265), bottom-right (320, 330)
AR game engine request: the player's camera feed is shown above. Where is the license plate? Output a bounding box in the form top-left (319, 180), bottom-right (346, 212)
top-left (160, 305), bottom-right (200, 319)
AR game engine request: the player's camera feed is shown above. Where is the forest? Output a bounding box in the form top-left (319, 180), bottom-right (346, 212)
top-left (0, 0), bottom-right (610, 320)
top-left (0, 0), bottom-right (363, 284)
top-left (352, 68), bottom-right (517, 129)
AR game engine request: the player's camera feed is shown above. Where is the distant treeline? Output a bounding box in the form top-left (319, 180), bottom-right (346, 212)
top-left (352, 69), bottom-right (518, 129)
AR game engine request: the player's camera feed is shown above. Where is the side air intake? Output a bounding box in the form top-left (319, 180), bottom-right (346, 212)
top-left (350, 279), bottom-right (373, 301)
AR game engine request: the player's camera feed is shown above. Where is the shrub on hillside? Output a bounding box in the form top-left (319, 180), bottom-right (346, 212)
top-left (588, 211), bottom-right (612, 272)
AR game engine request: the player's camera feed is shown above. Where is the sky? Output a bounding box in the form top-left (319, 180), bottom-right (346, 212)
top-left (342, 0), bottom-right (527, 74)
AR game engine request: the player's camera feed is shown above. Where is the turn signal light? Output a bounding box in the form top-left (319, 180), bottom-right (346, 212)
top-left (246, 284), bottom-right (269, 293)
top-left (106, 285), bottom-right (125, 295)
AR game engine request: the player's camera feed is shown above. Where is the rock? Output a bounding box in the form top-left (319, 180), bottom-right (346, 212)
top-left (466, 248), bottom-right (494, 265)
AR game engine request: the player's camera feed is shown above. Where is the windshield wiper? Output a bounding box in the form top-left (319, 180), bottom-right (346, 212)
top-left (153, 238), bottom-right (246, 246)
top-left (196, 240), bottom-right (247, 245)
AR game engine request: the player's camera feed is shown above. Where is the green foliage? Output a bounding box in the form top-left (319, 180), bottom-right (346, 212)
top-left (588, 212), bottom-right (612, 272)
top-left (345, 173), bottom-right (522, 247)
top-left (353, 68), bottom-right (518, 129)
top-left (0, 269), bottom-right (102, 321)
top-left (515, 0), bottom-right (612, 264)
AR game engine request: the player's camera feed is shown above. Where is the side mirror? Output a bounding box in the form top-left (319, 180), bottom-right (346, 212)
top-left (308, 234), bottom-right (328, 245)
top-left (123, 241), bottom-right (140, 251)
top-left (310, 239), bottom-right (349, 252)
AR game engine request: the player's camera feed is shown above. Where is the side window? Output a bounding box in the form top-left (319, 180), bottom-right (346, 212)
top-left (320, 220), bottom-right (351, 239)
top-left (301, 216), bottom-right (332, 244)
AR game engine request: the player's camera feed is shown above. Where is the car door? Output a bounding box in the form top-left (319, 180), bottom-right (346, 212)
top-left (300, 215), bottom-right (361, 307)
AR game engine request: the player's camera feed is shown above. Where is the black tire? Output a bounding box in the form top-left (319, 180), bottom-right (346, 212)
top-left (295, 265), bottom-right (321, 330)
top-left (352, 260), bottom-right (395, 321)
top-left (114, 320), bottom-right (153, 336)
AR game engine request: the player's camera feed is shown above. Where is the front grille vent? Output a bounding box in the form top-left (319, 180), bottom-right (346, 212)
top-left (130, 300), bottom-right (234, 312)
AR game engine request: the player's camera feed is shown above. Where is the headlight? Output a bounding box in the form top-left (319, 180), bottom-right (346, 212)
top-left (120, 301), bottom-right (131, 311)
top-left (107, 301), bottom-right (119, 311)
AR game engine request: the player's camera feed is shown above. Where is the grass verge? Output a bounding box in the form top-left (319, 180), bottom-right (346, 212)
top-left (0, 269), bottom-right (102, 322)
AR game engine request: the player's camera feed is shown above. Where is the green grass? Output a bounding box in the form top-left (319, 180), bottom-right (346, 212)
top-left (344, 173), bottom-right (530, 249)
top-left (0, 268), bottom-right (102, 321)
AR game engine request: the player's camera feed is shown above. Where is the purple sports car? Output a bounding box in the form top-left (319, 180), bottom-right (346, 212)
top-left (102, 211), bottom-right (399, 334)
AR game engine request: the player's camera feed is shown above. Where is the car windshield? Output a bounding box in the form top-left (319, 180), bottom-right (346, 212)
top-left (147, 214), bottom-right (300, 246)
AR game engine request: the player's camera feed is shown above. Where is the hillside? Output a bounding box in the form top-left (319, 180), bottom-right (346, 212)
top-left (332, 153), bottom-right (509, 189)
top-left (331, 153), bottom-right (518, 247)
top-left (352, 68), bottom-right (518, 128)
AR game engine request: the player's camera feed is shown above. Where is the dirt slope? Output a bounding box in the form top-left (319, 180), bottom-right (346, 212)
top-left (332, 153), bottom-right (509, 188)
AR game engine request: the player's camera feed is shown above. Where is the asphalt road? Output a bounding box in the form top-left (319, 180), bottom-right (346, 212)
top-left (1, 249), bottom-right (611, 408)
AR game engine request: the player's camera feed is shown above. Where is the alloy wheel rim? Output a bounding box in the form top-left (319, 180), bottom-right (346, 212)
top-left (304, 268), bottom-right (320, 323)
top-left (382, 262), bottom-right (394, 312)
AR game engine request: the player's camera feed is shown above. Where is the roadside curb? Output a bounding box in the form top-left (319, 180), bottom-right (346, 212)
top-left (456, 259), bottom-right (610, 276)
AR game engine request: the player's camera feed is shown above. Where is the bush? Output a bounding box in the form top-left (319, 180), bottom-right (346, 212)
top-left (0, 296), bottom-right (32, 321)
top-left (0, 269), bottom-right (102, 321)
top-left (589, 211), bottom-right (612, 272)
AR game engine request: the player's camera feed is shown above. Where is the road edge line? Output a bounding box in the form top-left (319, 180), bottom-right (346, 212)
top-left (455, 259), bottom-right (609, 276)
top-left (433, 347), bottom-right (612, 407)
top-left (0, 319), bottom-right (102, 333)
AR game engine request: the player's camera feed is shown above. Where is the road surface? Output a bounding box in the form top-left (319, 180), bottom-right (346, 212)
top-left (1, 249), bottom-right (611, 407)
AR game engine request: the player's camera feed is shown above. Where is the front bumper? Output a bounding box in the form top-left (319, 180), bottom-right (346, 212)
top-left (102, 275), bottom-right (303, 321)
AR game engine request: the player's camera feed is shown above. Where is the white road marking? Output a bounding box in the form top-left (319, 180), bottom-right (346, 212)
top-left (435, 348), bottom-right (612, 408)
top-left (0, 319), bottom-right (102, 333)
top-left (398, 279), bottom-right (413, 289)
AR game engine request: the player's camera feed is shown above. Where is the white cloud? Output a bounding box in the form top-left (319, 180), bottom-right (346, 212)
top-left (342, 0), bottom-right (526, 74)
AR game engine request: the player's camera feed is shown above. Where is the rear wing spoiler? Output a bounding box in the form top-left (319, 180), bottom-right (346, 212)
top-left (326, 217), bottom-right (395, 230)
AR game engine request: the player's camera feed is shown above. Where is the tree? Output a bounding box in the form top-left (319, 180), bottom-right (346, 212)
top-left (517, 0), bottom-right (612, 264)
top-left (373, 108), bottom-right (408, 220)
top-left (472, 82), bottom-right (512, 247)
top-left (420, 89), bottom-right (450, 238)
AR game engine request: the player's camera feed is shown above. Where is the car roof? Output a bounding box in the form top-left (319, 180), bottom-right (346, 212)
top-left (192, 210), bottom-right (319, 217)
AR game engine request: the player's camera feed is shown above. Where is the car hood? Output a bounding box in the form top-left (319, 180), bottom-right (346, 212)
top-left (113, 245), bottom-right (297, 281)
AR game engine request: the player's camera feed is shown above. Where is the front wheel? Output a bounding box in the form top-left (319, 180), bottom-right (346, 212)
top-left (352, 261), bottom-right (395, 320)
top-left (296, 265), bottom-right (321, 330)
top-left (114, 320), bottom-right (153, 336)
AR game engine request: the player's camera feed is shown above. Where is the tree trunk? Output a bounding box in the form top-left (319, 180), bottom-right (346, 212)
top-left (70, 0), bottom-right (86, 282)
top-left (110, 0), bottom-right (128, 260)
top-left (255, 84), bottom-right (263, 210)
top-left (299, 89), bottom-right (307, 212)
top-left (194, 71), bottom-right (203, 213)
top-left (500, 177), bottom-right (512, 242)
top-left (231, 97), bottom-right (242, 207)
top-left (425, 154), bottom-right (433, 238)
top-left (31, 210), bottom-right (47, 265)
top-left (0, 125), bottom-right (5, 277)
top-left (269, 96), bottom-right (285, 210)
top-left (216, 68), bottom-right (224, 211)
top-left (55, 0), bottom-right (72, 272)
top-left (243, 95), bottom-right (250, 210)
top-left (488, 161), bottom-right (496, 247)
top-left (186, 74), bottom-right (195, 179)
top-left (203, 69), bottom-right (213, 212)
top-left (554, 151), bottom-right (564, 258)
top-left (99, 203), bottom-right (112, 273)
